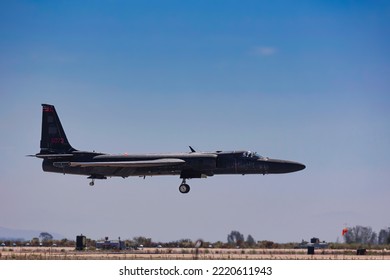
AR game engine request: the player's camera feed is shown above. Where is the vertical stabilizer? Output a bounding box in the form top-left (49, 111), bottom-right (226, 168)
top-left (40, 104), bottom-right (76, 154)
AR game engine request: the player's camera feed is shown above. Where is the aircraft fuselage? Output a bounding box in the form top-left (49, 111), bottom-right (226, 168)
top-left (33, 104), bottom-right (305, 193)
top-left (42, 150), bottom-right (305, 178)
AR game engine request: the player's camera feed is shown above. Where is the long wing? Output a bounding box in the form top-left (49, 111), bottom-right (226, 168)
top-left (66, 158), bottom-right (185, 168)
top-left (29, 154), bottom-right (74, 159)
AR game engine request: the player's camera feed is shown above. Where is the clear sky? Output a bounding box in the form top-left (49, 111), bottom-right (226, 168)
top-left (1, 0), bottom-right (389, 243)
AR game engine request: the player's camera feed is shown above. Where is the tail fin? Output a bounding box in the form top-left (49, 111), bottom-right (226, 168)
top-left (40, 104), bottom-right (76, 154)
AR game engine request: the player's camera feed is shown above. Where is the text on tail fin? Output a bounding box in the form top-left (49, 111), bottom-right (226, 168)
top-left (40, 104), bottom-right (75, 153)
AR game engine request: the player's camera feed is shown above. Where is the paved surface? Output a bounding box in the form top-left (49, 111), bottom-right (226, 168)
top-left (2, 247), bottom-right (390, 260)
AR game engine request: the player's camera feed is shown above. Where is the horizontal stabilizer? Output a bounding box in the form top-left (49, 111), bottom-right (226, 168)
top-left (67, 158), bottom-right (186, 168)
top-left (29, 154), bottom-right (74, 159)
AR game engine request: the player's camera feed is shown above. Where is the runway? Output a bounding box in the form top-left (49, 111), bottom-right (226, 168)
top-left (2, 247), bottom-right (390, 260)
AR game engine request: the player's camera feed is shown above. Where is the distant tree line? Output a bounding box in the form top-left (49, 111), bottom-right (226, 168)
top-left (2, 227), bottom-right (390, 249)
top-left (344, 225), bottom-right (390, 245)
top-left (227, 230), bottom-right (256, 248)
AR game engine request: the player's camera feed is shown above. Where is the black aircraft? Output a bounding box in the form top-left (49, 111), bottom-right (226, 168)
top-left (31, 104), bottom-right (305, 193)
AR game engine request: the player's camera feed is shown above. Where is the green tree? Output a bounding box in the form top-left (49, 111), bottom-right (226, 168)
top-left (227, 230), bottom-right (244, 247)
top-left (258, 240), bottom-right (275, 249)
top-left (344, 225), bottom-right (377, 244)
top-left (31, 237), bottom-right (40, 246)
top-left (39, 232), bottom-right (53, 242)
top-left (133, 236), bottom-right (152, 247)
top-left (178, 239), bottom-right (193, 248)
top-left (378, 229), bottom-right (390, 244)
top-left (246, 234), bottom-right (256, 247)
top-left (212, 241), bottom-right (224, 248)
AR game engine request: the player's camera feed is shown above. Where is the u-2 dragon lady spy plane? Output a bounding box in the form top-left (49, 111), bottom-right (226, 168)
top-left (31, 104), bottom-right (305, 193)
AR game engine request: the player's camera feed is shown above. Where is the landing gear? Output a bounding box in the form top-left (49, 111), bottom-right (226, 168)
top-left (87, 175), bottom-right (106, 186)
top-left (179, 179), bottom-right (190, 194)
top-left (179, 183), bottom-right (190, 193)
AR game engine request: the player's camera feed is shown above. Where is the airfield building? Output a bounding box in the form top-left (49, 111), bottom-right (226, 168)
top-left (96, 237), bottom-right (125, 250)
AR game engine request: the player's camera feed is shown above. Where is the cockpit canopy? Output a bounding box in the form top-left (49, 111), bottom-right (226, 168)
top-left (242, 151), bottom-right (262, 159)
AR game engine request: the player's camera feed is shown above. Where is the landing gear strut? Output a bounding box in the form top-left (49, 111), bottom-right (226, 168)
top-left (179, 179), bottom-right (190, 194)
top-left (87, 175), bottom-right (106, 186)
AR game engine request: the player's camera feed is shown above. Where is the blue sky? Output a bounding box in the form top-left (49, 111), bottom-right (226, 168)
top-left (1, 0), bottom-right (389, 243)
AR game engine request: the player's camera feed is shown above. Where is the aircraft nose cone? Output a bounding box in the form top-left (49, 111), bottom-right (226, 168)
top-left (259, 158), bottom-right (306, 174)
top-left (292, 162), bottom-right (306, 172)
top-left (279, 160), bottom-right (306, 173)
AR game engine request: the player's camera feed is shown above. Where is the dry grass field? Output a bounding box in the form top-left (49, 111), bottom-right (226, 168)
top-left (1, 247), bottom-right (390, 260)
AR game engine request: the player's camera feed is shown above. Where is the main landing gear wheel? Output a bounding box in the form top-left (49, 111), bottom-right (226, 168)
top-left (179, 183), bottom-right (190, 194)
top-left (89, 180), bottom-right (95, 186)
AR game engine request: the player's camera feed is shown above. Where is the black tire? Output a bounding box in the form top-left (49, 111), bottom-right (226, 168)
top-left (179, 183), bottom-right (190, 193)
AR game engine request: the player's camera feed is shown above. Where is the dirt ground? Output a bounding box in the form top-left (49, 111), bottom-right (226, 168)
top-left (1, 247), bottom-right (390, 260)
